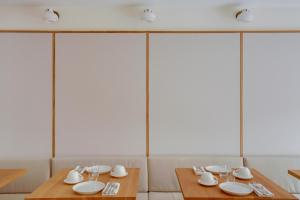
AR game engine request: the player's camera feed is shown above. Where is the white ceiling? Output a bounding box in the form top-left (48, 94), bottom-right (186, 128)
top-left (1, 0), bottom-right (300, 7)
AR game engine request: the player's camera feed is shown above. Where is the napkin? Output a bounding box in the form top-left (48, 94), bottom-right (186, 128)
top-left (249, 183), bottom-right (274, 197)
top-left (193, 166), bottom-right (206, 176)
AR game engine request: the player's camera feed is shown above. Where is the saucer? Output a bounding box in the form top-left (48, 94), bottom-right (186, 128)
top-left (73, 181), bottom-right (105, 195)
top-left (64, 176), bottom-right (83, 185)
top-left (232, 170), bottom-right (253, 180)
top-left (198, 178), bottom-right (218, 186)
top-left (110, 171), bottom-right (128, 178)
top-left (86, 165), bottom-right (112, 174)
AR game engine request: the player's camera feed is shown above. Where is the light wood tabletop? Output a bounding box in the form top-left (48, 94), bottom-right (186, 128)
top-left (176, 168), bottom-right (297, 200)
top-left (25, 168), bottom-right (140, 200)
top-left (0, 169), bottom-right (27, 189)
top-left (288, 170), bottom-right (300, 180)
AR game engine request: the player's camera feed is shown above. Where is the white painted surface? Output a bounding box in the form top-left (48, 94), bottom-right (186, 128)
top-left (0, 33), bottom-right (52, 158)
top-left (149, 33), bottom-right (240, 155)
top-left (1, 1), bottom-right (300, 30)
top-left (244, 33), bottom-right (300, 155)
top-left (56, 33), bottom-right (146, 156)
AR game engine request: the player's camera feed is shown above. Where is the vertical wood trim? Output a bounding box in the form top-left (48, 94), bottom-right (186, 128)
top-left (240, 32), bottom-right (244, 157)
top-left (146, 33), bottom-right (150, 157)
top-left (52, 33), bottom-right (56, 158)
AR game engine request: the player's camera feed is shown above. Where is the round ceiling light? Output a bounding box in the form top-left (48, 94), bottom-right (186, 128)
top-left (142, 9), bottom-right (156, 22)
top-left (44, 8), bottom-right (59, 23)
top-left (235, 9), bottom-right (254, 22)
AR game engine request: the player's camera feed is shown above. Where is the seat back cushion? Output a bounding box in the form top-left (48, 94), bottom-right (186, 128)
top-left (148, 156), bottom-right (243, 192)
top-left (149, 192), bottom-right (183, 200)
top-left (52, 156), bottom-right (148, 192)
top-left (244, 156), bottom-right (300, 193)
top-left (0, 194), bottom-right (26, 200)
top-left (0, 159), bottom-right (50, 193)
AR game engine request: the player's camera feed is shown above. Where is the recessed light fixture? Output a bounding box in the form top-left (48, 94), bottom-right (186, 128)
top-left (142, 9), bottom-right (156, 22)
top-left (44, 8), bottom-right (59, 23)
top-left (235, 9), bottom-right (254, 22)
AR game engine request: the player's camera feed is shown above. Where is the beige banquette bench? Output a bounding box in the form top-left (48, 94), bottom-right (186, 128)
top-left (0, 156), bottom-right (299, 200)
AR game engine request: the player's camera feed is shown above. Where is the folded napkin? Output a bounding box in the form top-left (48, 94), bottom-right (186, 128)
top-left (249, 183), bottom-right (274, 197)
top-left (192, 166), bottom-right (206, 176)
top-left (102, 182), bottom-right (120, 196)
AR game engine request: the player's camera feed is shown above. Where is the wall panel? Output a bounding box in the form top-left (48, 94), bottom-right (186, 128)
top-left (56, 33), bottom-right (146, 156)
top-left (149, 33), bottom-right (240, 155)
top-left (0, 33), bottom-right (52, 158)
top-left (244, 33), bottom-right (300, 155)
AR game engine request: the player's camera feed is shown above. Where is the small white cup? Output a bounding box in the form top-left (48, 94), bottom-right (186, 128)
top-left (112, 165), bottom-right (127, 176)
top-left (236, 167), bottom-right (252, 178)
top-left (200, 172), bottom-right (215, 184)
top-left (67, 170), bottom-right (82, 181)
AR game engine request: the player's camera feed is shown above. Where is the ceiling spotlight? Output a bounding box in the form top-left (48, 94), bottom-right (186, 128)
top-left (142, 9), bottom-right (156, 22)
top-left (235, 9), bottom-right (254, 22)
top-left (44, 8), bottom-right (59, 23)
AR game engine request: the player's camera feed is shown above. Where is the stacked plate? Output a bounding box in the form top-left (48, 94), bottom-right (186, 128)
top-left (73, 181), bottom-right (106, 195)
top-left (219, 182), bottom-right (253, 196)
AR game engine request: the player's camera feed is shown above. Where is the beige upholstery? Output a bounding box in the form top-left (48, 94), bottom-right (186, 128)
top-left (137, 192), bottom-right (148, 200)
top-left (149, 192), bottom-right (183, 200)
top-left (52, 156), bottom-right (148, 192)
top-left (148, 156), bottom-right (243, 192)
top-left (0, 194), bottom-right (26, 200)
top-left (244, 156), bottom-right (300, 193)
top-left (294, 194), bottom-right (300, 200)
top-left (0, 159), bottom-right (50, 193)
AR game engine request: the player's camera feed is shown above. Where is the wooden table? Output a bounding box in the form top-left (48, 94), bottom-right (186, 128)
top-left (176, 168), bottom-right (297, 200)
top-left (0, 169), bottom-right (27, 189)
top-left (288, 170), bottom-right (300, 180)
top-left (25, 168), bottom-right (140, 200)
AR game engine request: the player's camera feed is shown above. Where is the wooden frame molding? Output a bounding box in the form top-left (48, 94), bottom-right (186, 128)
top-left (240, 32), bottom-right (244, 157)
top-left (146, 33), bottom-right (150, 157)
top-left (52, 33), bottom-right (56, 158)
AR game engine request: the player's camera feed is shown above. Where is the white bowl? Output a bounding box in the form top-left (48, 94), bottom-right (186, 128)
top-left (110, 171), bottom-right (128, 178)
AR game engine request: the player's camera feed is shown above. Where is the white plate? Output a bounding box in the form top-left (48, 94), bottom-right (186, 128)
top-left (64, 176), bottom-right (83, 185)
top-left (110, 171), bottom-right (128, 178)
top-left (86, 165), bottom-right (112, 174)
top-left (219, 182), bottom-right (253, 196)
top-left (72, 181), bottom-right (105, 195)
top-left (232, 170), bottom-right (253, 180)
top-left (205, 165), bottom-right (230, 174)
top-left (198, 178), bottom-right (218, 186)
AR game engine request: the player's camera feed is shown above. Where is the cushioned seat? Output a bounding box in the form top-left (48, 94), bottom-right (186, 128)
top-left (137, 192), bottom-right (148, 200)
top-left (0, 194), bottom-right (26, 200)
top-left (148, 156), bottom-right (243, 192)
top-left (0, 159), bottom-right (50, 193)
top-left (52, 156), bottom-right (148, 192)
top-left (244, 156), bottom-right (300, 193)
top-left (149, 192), bottom-right (183, 200)
top-left (294, 194), bottom-right (300, 200)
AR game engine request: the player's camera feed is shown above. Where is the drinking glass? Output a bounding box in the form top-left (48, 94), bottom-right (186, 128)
top-left (219, 165), bottom-right (229, 182)
top-left (88, 170), bottom-right (99, 181)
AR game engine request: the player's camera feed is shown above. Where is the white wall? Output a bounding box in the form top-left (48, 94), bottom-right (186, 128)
top-left (1, 32), bottom-right (300, 157)
top-left (1, 2), bottom-right (300, 30)
top-left (244, 33), bottom-right (300, 155)
top-left (55, 33), bottom-right (146, 156)
top-left (0, 33), bottom-right (52, 158)
top-left (149, 33), bottom-right (240, 155)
